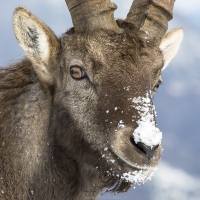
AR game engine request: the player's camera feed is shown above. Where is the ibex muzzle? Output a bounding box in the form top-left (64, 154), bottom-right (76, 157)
top-left (0, 0), bottom-right (183, 199)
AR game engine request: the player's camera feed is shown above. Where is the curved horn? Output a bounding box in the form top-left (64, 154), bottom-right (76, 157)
top-left (126, 0), bottom-right (175, 40)
top-left (65, 0), bottom-right (121, 32)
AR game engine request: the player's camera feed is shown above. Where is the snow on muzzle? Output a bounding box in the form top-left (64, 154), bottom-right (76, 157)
top-left (131, 92), bottom-right (162, 149)
top-left (110, 91), bottom-right (162, 168)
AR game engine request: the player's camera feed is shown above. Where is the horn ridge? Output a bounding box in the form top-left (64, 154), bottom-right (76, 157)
top-left (125, 0), bottom-right (150, 29)
top-left (126, 0), bottom-right (175, 41)
top-left (65, 0), bottom-right (121, 32)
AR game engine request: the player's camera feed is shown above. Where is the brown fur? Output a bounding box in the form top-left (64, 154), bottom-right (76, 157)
top-left (0, 19), bottom-right (164, 200)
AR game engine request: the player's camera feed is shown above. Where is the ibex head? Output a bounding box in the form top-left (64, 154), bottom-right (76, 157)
top-left (12, 0), bottom-right (183, 192)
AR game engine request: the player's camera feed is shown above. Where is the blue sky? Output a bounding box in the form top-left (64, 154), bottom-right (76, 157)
top-left (1, 1), bottom-right (200, 199)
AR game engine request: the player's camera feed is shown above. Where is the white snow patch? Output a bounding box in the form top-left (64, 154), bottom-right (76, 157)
top-left (121, 167), bottom-right (157, 184)
top-left (121, 170), bottom-right (144, 183)
top-left (118, 120), bottom-right (125, 128)
top-left (132, 92), bottom-right (162, 147)
top-left (123, 86), bottom-right (130, 91)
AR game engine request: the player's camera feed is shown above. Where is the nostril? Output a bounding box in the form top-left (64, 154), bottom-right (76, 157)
top-left (130, 137), bottom-right (159, 160)
top-left (136, 142), bottom-right (159, 160)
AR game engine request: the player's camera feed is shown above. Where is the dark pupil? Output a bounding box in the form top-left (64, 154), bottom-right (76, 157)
top-left (70, 67), bottom-right (82, 79)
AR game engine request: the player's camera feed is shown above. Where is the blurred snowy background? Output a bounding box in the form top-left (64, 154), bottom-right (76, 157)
top-left (0, 0), bottom-right (199, 199)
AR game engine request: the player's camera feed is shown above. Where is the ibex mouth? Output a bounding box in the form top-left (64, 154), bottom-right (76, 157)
top-left (110, 126), bottom-right (162, 169)
top-left (114, 151), bottom-right (155, 170)
top-left (107, 146), bottom-right (158, 184)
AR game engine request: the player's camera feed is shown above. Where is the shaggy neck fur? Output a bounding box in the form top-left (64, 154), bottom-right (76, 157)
top-left (0, 59), bottom-right (102, 200)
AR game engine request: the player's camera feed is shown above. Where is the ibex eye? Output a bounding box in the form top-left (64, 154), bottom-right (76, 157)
top-left (70, 65), bottom-right (87, 80)
top-left (153, 80), bottom-right (162, 92)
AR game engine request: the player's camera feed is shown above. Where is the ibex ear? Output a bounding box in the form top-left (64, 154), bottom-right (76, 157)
top-left (13, 7), bottom-right (60, 85)
top-left (159, 28), bottom-right (183, 71)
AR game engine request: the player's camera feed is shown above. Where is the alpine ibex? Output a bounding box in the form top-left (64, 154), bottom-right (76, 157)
top-left (0, 0), bottom-right (183, 199)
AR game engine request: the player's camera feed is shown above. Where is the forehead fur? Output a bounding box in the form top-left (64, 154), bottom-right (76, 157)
top-left (61, 28), bottom-right (162, 68)
top-left (60, 28), bottom-right (163, 92)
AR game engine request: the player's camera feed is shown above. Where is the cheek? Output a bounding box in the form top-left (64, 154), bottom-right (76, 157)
top-left (61, 87), bottom-right (107, 141)
top-left (64, 95), bottom-right (96, 124)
